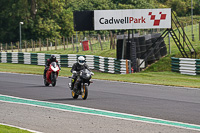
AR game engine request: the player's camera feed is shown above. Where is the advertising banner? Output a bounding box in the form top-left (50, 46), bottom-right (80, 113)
top-left (94, 9), bottom-right (171, 30)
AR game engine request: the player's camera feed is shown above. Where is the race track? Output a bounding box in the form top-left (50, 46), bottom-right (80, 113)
top-left (0, 72), bottom-right (200, 133)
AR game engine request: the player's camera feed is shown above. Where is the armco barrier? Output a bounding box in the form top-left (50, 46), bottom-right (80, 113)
top-left (171, 57), bottom-right (200, 75)
top-left (0, 52), bottom-right (131, 74)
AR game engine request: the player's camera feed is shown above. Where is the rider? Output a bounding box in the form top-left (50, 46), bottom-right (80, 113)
top-left (69, 56), bottom-right (93, 90)
top-left (43, 55), bottom-right (61, 79)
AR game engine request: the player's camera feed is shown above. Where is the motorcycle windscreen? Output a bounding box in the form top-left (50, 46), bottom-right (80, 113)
top-left (51, 62), bottom-right (57, 68)
top-left (81, 69), bottom-right (91, 80)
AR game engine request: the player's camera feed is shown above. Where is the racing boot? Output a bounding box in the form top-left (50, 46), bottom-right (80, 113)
top-left (69, 82), bottom-right (75, 90)
top-left (68, 83), bottom-right (72, 89)
top-left (69, 79), bottom-right (75, 90)
top-left (43, 70), bottom-right (46, 80)
top-left (73, 81), bottom-right (78, 93)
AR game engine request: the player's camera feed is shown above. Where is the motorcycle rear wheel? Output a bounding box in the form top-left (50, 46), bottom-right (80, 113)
top-left (71, 90), bottom-right (79, 99)
top-left (81, 85), bottom-right (88, 100)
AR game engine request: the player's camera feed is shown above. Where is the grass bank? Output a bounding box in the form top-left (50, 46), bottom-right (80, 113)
top-left (0, 124), bottom-right (32, 133)
top-left (0, 63), bottom-right (200, 88)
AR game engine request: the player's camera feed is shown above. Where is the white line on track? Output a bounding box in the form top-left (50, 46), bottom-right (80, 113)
top-left (1, 94), bottom-right (200, 132)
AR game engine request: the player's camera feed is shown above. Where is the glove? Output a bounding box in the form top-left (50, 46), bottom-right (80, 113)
top-left (91, 72), bottom-right (94, 75)
top-left (72, 71), bottom-right (77, 74)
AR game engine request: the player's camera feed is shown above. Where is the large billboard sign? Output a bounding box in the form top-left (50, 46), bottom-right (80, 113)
top-left (94, 9), bottom-right (171, 30)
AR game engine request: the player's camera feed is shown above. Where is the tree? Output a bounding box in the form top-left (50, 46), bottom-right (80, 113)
top-left (68, 0), bottom-right (116, 11)
top-left (0, 0), bottom-right (30, 43)
top-left (166, 0), bottom-right (188, 16)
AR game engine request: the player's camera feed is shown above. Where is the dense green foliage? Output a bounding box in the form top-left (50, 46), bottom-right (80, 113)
top-left (0, 0), bottom-right (200, 43)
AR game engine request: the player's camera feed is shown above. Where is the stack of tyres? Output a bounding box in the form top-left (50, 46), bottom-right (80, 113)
top-left (116, 37), bottom-right (123, 60)
top-left (126, 41), bottom-right (131, 60)
top-left (130, 41), bottom-right (137, 68)
top-left (159, 41), bottom-right (167, 56)
top-left (151, 33), bottom-right (161, 40)
top-left (145, 37), bottom-right (156, 63)
top-left (154, 42), bottom-right (161, 60)
top-left (138, 36), bottom-right (146, 59)
top-left (134, 37), bottom-right (140, 58)
top-left (116, 33), bottom-right (167, 70)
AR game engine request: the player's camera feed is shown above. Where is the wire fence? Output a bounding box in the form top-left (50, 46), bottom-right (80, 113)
top-left (0, 29), bottom-right (163, 52)
top-left (0, 24), bottom-right (199, 53)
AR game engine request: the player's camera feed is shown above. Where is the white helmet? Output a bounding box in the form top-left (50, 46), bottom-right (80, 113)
top-left (78, 56), bottom-right (85, 65)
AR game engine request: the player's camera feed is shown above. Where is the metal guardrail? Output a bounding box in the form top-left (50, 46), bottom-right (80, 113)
top-left (0, 52), bottom-right (131, 74)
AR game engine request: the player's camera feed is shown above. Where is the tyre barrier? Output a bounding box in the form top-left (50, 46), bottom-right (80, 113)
top-left (117, 33), bottom-right (167, 69)
top-left (171, 57), bottom-right (200, 75)
top-left (0, 52), bottom-right (131, 74)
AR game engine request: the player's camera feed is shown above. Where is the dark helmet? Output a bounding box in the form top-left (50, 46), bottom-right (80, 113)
top-left (50, 55), bottom-right (56, 62)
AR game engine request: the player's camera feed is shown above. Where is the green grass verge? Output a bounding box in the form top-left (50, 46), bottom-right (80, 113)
top-left (0, 124), bottom-right (32, 133)
top-left (1, 63), bottom-right (200, 88)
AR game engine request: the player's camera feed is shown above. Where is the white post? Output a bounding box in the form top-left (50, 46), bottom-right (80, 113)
top-left (168, 32), bottom-right (171, 54)
top-left (191, 0), bottom-right (194, 41)
top-left (19, 22), bottom-right (24, 52)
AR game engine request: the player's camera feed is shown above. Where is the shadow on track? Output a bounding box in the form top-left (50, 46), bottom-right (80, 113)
top-left (45, 98), bottom-right (83, 101)
top-left (25, 85), bottom-right (58, 88)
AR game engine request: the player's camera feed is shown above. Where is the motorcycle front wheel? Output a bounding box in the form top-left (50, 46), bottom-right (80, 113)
top-left (71, 90), bottom-right (79, 99)
top-left (81, 85), bottom-right (88, 100)
top-left (51, 72), bottom-right (57, 87)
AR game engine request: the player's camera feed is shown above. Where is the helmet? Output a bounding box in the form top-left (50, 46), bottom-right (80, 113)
top-left (50, 55), bottom-right (56, 62)
top-left (78, 56), bottom-right (85, 65)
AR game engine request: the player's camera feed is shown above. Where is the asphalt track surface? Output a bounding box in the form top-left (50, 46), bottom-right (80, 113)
top-left (0, 72), bottom-right (200, 132)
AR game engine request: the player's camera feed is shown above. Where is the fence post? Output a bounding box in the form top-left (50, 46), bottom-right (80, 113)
top-left (63, 37), bottom-right (65, 50)
top-left (182, 22), bottom-right (185, 49)
top-left (55, 37), bottom-right (57, 50)
top-left (110, 31), bottom-right (113, 49)
top-left (6, 43), bottom-right (7, 52)
top-left (113, 34), bottom-right (116, 49)
top-left (89, 35), bottom-right (93, 52)
top-left (11, 42), bottom-right (13, 52)
top-left (25, 41), bottom-right (27, 52)
top-left (72, 35), bottom-right (74, 51)
top-left (18, 42), bottom-right (19, 52)
top-left (47, 38), bottom-right (49, 51)
top-left (39, 39), bottom-right (41, 51)
top-left (31, 40), bottom-right (33, 52)
top-left (91, 36), bottom-right (93, 44)
top-left (66, 37), bottom-right (68, 48)
top-left (33, 41), bottom-right (35, 51)
top-left (98, 34), bottom-right (103, 50)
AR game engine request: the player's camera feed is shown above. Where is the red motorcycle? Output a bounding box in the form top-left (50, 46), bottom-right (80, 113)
top-left (44, 62), bottom-right (60, 87)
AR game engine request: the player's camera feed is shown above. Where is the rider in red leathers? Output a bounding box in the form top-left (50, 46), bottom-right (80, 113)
top-left (43, 55), bottom-right (60, 80)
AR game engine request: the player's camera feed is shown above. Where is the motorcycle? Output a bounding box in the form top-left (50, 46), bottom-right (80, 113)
top-left (44, 62), bottom-right (60, 87)
top-left (69, 69), bottom-right (93, 100)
